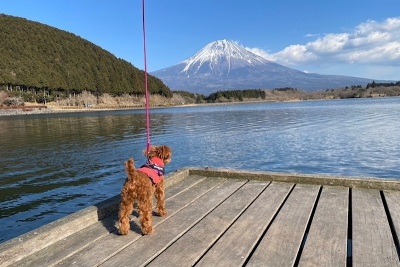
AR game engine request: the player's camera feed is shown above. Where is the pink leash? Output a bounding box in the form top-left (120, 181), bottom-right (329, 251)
top-left (142, 0), bottom-right (150, 153)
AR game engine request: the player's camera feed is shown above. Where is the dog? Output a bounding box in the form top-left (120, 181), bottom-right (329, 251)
top-left (118, 145), bottom-right (172, 235)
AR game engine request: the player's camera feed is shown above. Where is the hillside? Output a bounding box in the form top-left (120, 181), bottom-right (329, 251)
top-left (0, 14), bottom-right (172, 99)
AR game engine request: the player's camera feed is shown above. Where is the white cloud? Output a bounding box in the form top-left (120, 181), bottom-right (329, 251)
top-left (304, 33), bottom-right (320, 37)
top-left (244, 47), bottom-right (275, 61)
top-left (246, 17), bottom-right (400, 67)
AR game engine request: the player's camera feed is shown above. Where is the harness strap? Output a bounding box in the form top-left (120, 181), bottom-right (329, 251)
top-left (138, 157), bottom-right (165, 185)
top-left (140, 162), bottom-right (165, 177)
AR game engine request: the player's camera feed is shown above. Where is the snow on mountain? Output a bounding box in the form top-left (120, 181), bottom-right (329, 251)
top-left (181, 39), bottom-right (269, 75)
top-left (151, 39), bottom-right (375, 95)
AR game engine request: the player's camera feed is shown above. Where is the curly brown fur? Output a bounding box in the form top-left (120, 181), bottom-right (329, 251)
top-left (118, 145), bottom-right (172, 235)
top-left (143, 145), bottom-right (172, 165)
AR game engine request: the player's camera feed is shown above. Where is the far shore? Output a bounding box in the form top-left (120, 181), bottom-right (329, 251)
top-left (0, 95), bottom-right (396, 117)
top-left (0, 99), bottom-right (280, 117)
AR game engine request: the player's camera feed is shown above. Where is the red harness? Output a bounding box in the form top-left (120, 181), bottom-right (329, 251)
top-left (138, 157), bottom-right (165, 185)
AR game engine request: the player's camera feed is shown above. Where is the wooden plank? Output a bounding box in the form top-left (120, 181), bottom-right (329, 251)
top-left (190, 167), bottom-right (400, 190)
top-left (0, 196), bottom-right (111, 267)
top-left (8, 216), bottom-right (116, 267)
top-left (298, 186), bottom-right (348, 267)
top-left (165, 175), bottom-right (207, 198)
top-left (100, 179), bottom-right (248, 267)
top-left (54, 176), bottom-right (227, 267)
top-left (246, 184), bottom-right (320, 267)
top-left (8, 174), bottom-right (206, 267)
top-left (147, 180), bottom-right (270, 266)
top-left (384, 190), bottom-right (400, 251)
top-left (195, 182), bottom-right (294, 267)
top-left (352, 188), bottom-right (400, 267)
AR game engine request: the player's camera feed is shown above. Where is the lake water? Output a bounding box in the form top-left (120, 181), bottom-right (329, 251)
top-left (1, 97), bottom-right (400, 243)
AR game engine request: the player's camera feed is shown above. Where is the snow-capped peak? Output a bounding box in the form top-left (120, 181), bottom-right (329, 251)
top-left (181, 39), bottom-right (269, 75)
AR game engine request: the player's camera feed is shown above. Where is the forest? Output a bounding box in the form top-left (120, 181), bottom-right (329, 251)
top-left (0, 14), bottom-right (172, 103)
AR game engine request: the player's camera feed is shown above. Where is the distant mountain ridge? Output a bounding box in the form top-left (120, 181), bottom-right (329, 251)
top-left (151, 39), bottom-right (378, 94)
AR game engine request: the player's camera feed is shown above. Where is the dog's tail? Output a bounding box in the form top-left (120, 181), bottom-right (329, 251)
top-left (124, 158), bottom-right (136, 177)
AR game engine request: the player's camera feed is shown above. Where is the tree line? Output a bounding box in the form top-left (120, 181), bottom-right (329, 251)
top-left (203, 89), bottom-right (266, 102)
top-left (366, 81), bottom-right (400, 88)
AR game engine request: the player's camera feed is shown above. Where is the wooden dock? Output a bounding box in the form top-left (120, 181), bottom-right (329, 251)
top-left (1, 167), bottom-right (400, 267)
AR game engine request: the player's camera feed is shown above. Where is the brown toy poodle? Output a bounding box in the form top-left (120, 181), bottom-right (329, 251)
top-left (118, 145), bottom-right (172, 235)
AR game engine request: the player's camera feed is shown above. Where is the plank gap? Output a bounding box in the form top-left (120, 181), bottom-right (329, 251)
top-left (380, 190), bottom-right (400, 261)
top-left (242, 183), bottom-right (296, 266)
top-left (347, 187), bottom-right (353, 267)
top-left (190, 181), bottom-right (271, 266)
top-left (293, 185), bottom-right (323, 267)
top-left (145, 179), bottom-right (252, 266)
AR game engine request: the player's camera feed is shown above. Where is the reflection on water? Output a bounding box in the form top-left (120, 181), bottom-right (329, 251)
top-left (1, 97), bottom-right (400, 243)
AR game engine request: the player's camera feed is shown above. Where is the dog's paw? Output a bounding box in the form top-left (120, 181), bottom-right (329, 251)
top-left (118, 227), bottom-right (129, 235)
top-left (156, 209), bottom-right (168, 217)
top-left (141, 226), bottom-right (154, 235)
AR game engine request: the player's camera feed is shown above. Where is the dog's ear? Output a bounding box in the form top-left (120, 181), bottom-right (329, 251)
top-left (143, 146), bottom-right (155, 158)
top-left (143, 145), bottom-right (171, 162)
top-left (159, 145), bottom-right (172, 162)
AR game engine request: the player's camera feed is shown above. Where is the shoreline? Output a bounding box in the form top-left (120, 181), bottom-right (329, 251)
top-left (0, 100), bottom-right (277, 117)
top-left (0, 95), bottom-right (395, 117)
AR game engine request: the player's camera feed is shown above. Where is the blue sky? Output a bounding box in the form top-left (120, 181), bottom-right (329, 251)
top-left (2, 0), bottom-right (400, 80)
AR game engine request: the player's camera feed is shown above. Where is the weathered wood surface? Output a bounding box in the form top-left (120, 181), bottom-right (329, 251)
top-left (384, 189), bottom-right (400, 253)
top-left (55, 176), bottom-right (227, 267)
top-left (298, 186), bottom-right (349, 267)
top-left (352, 188), bottom-right (400, 267)
top-left (195, 182), bottom-right (293, 267)
top-left (8, 174), bottom-right (209, 267)
top-left (145, 181), bottom-right (271, 267)
top-left (246, 184), bottom-right (320, 267)
top-left (101, 178), bottom-right (247, 267)
top-left (2, 168), bottom-right (400, 267)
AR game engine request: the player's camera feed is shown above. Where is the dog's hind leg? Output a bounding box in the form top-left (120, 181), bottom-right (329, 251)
top-left (154, 179), bottom-right (167, 216)
top-left (138, 192), bottom-right (154, 235)
top-left (118, 184), bottom-right (135, 235)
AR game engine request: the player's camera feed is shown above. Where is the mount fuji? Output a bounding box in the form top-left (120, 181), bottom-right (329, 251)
top-left (151, 39), bottom-right (374, 94)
